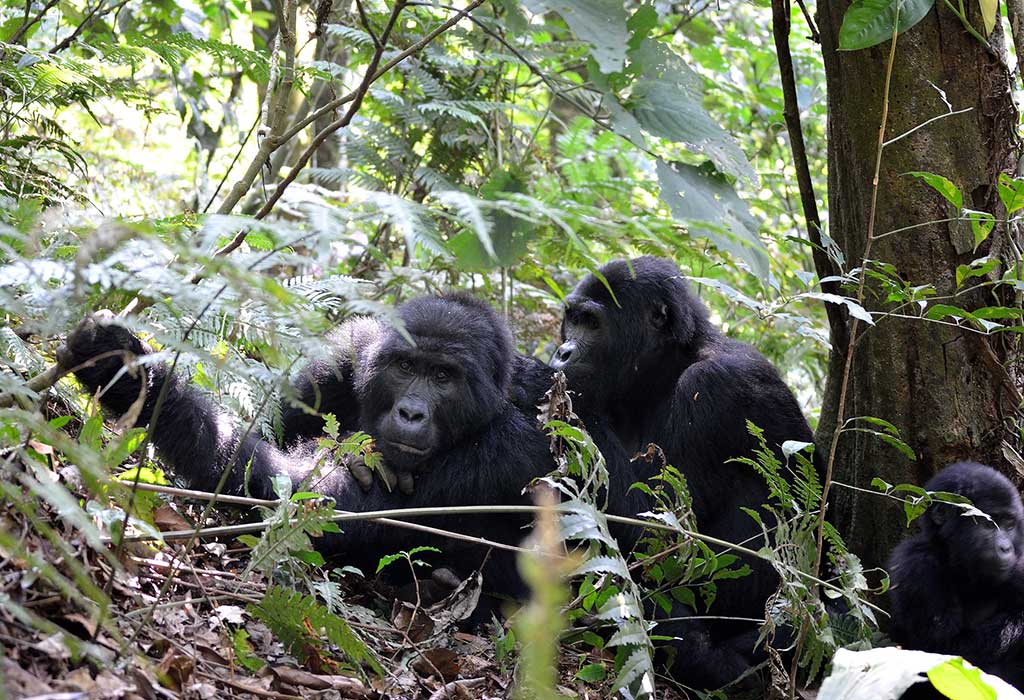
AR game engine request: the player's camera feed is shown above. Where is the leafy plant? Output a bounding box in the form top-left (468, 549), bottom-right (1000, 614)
top-left (249, 584), bottom-right (382, 675)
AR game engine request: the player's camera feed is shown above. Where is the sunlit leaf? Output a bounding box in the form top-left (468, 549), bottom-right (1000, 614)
top-left (838, 0), bottom-right (936, 50)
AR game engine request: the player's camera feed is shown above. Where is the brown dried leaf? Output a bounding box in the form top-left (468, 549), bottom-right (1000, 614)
top-left (412, 648), bottom-right (460, 682)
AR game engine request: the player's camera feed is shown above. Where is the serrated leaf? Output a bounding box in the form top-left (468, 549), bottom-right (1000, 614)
top-left (838, 0), bottom-right (936, 51)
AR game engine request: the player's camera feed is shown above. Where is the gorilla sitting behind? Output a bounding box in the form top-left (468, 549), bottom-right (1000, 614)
top-left (550, 256), bottom-right (823, 689)
top-left (887, 461), bottom-right (1024, 690)
top-left (60, 294), bottom-right (562, 597)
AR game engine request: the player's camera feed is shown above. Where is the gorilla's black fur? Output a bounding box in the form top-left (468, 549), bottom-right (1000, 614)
top-left (550, 256), bottom-right (822, 688)
top-left (888, 462), bottom-right (1024, 690)
top-left (62, 295), bottom-right (562, 595)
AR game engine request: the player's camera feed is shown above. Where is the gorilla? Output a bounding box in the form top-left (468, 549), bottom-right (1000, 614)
top-left (550, 255), bottom-right (823, 688)
top-left (888, 462), bottom-right (1024, 690)
top-left (60, 295), bottom-right (564, 597)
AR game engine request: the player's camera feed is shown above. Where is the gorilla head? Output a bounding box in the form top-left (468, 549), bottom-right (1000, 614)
top-left (919, 462), bottom-right (1024, 586)
top-left (357, 293), bottom-right (514, 472)
top-left (550, 256), bottom-right (711, 409)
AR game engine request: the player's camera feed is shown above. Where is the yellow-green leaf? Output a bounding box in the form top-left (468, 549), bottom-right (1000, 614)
top-left (978, 0), bottom-right (998, 35)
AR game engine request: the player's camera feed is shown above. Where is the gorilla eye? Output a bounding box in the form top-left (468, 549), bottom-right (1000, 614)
top-left (435, 367), bottom-right (450, 382)
top-left (398, 359), bottom-right (414, 374)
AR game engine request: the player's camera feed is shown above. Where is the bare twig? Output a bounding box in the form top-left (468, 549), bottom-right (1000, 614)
top-left (6, 0), bottom-right (59, 46)
top-left (50, 0), bottom-right (131, 53)
top-left (771, 0), bottom-right (848, 352)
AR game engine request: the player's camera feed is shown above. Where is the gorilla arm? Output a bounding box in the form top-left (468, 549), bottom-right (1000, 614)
top-left (59, 314), bottom-right (312, 501)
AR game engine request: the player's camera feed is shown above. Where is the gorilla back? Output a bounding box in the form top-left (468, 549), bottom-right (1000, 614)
top-left (551, 255), bottom-right (822, 689)
top-left (61, 295), bottom-right (553, 595)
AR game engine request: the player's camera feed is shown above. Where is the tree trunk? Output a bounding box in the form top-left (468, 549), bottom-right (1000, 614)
top-left (816, 3), bottom-right (1022, 571)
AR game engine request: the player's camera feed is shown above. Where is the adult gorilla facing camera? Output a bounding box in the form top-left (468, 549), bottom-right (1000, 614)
top-left (59, 294), bottom-right (560, 597)
top-left (887, 462), bottom-right (1024, 690)
top-left (551, 255), bottom-right (823, 688)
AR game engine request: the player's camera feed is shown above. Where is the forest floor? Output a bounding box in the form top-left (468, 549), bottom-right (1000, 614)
top-left (0, 460), bottom-right (697, 700)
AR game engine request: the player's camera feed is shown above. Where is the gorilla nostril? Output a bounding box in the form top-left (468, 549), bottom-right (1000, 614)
top-left (399, 406), bottom-right (425, 424)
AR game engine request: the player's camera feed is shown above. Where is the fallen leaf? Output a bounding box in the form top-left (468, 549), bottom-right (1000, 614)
top-left (412, 648), bottom-right (460, 682)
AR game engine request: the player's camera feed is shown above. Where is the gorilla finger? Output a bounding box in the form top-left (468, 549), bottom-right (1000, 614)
top-left (346, 459), bottom-right (375, 491)
top-left (398, 470), bottom-right (415, 496)
top-left (431, 567), bottom-right (462, 590)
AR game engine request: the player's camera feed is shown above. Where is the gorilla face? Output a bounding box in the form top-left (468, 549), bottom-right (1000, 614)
top-left (362, 345), bottom-right (459, 471)
top-left (927, 463), bottom-right (1024, 587)
top-left (551, 257), bottom-right (708, 411)
top-left (356, 294), bottom-right (513, 472)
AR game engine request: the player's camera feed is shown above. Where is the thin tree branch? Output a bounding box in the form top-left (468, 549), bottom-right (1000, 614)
top-left (771, 0), bottom-right (849, 353)
top-left (7, 0), bottom-right (59, 46)
top-left (50, 0), bottom-right (130, 54)
top-left (815, 6), bottom-right (902, 583)
top-left (243, 0), bottom-right (408, 226)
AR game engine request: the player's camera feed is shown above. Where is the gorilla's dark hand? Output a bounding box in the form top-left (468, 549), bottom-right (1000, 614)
top-left (57, 311), bottom-right (153, 416)
top-left (340, 441), bottom-right (415, 496)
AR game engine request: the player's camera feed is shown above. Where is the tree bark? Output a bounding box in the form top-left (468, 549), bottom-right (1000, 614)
top-left (816, 2), bottom-right (1022, 571)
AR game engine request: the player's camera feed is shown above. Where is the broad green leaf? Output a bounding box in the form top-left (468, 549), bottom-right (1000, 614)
top-left (447, 170), bottom-right (536, 269)
top-left (955, 256), bottom-right (998, 287)
top-left (523, 0), bottom-right (629, 74)
top-left (964, 208), bottom-right (996, 250)
top-left (978, 0), bottom-right (999, 35)
top-left (927, 658), bottom-right (997, 700)
top-left (575, 663), bottom-right (607, 682)
top-left (656, 159), bottom-right (768, 279)
top-left (628, 39), bottom-right (756, 183)
top-left (905, 171), bottom-right (962, 209)
top-left (838, 0), bottom-right (936, 50)
top-left (800, 292), bottom-right (875, 325)
top-left (997, 173), bottom-right (1024, 214)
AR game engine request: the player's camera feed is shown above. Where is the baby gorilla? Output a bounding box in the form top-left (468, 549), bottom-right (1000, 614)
top-left (59, 294), bottom-right (553, 597)
top-left (888, 461), bottom-right (1024, 689)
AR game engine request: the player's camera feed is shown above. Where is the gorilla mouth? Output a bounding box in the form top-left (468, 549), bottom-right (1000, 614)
top-left (389, 441), bottom-right (429, 456)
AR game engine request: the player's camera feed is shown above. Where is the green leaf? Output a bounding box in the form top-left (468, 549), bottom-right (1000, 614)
top-left (522, 0), bottom-right (629, 74)
top-left (322, 413), bottom-right (339, 439)
top-left (656, 160), bottom-right (768, 279)
top-left (905, 172), bottom-right (962, 210)
top-left (964, 209), bottom-right (996, 250)
top-left (955, 257), bottom-right (998, 287)
top-left (293, 550), bottom-right (325, 566)
top-left (978, 0), bottom-right (998, 36)
top-left (838, 0), bottom-right (936, 50)
top-left (628, 39), bottom-right (755, 183)
top-left (575, 663), bottom-right (607, 682)
top-left (997, 173), bottom-right (1024, 214)
top-left (800, 292), bottom-right (875, 325)
top-left (927, 658), bottom-right (997, 700)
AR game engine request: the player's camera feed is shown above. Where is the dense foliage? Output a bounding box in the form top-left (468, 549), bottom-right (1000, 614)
top-left (1, 0), bottom-right (1020, 697)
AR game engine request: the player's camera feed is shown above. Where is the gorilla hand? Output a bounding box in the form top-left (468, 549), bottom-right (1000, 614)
top-left (340, 438), bottom-right (415, 496)
top-left (57, 311), bottom-right (154, 417)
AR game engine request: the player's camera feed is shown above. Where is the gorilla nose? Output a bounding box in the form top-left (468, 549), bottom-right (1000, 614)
top-left (397, 400), bottom-right (427, 426)
top-left (552, 341), bottom-right (576, 368)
